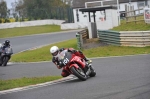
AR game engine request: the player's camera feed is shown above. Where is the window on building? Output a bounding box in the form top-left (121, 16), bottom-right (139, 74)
top-left (138, 1), bottom-right (145, 9)
top-left (84, 15), bottom-right (87, 17)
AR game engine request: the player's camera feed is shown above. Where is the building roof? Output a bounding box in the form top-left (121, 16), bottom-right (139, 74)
top-left (72, 0), bottom-right (146, 8)
top-left (79, 5), bottom-right (117, 12)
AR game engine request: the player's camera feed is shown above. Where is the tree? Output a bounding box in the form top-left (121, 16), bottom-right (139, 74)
top-left (0, 0), bottom-right (8, 18)
top-left (15, 0), bottom-right (69, 20)
top-left (15, 0), bottom-right (26, 20)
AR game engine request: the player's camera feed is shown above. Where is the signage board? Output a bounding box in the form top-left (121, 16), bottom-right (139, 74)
top-left (144, 8), bottom-right (150, 24)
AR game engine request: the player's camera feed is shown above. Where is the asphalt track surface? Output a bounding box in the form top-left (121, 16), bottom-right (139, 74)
top-left (0, 30), bottom-right (79, 80)
top-left (0, 54), bottom-right (150, 99)
top-left (0, 31), bottom-right (150, 99)
top-left (0, 30), bottom-right (80, 53)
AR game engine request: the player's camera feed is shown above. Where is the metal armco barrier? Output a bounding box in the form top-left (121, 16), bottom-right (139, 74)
top-left (76, 29), bottom-right (89, 49)
top-left (97, 30), bottom-right (150, 47)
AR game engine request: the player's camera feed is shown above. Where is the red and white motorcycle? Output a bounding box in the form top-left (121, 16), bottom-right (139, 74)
top-left (58, 50), bottom-right (96, 81)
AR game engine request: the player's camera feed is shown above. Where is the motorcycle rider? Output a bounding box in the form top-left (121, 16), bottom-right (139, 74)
top-left (50, 46), bottom-right (91, 77)
top-left (2, 40), bottom-right (11, 49)
top-left (0, 40), bottom-right (11, 65)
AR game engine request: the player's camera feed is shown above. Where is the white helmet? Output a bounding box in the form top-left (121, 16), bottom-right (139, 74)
top-left (50, 46), bottom-right (59, 57)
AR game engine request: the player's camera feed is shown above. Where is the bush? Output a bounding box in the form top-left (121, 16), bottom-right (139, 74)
top-left (20, 18), bottom-right (24, 22)
top-left (4, 19), bottom-right (10, 23)
top-left (15, 16), bottom-right (19, 22)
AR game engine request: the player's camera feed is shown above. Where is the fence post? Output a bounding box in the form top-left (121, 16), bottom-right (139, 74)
top-left (125, 4), bottom-right (128, 24)
top-left (134, 10), bottom-right (136, 24)
top-left (76, 33), bottom-right (83, 50)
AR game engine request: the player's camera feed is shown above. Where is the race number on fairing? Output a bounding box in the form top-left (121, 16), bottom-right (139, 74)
top-left (63, 58), bottom-right (69, 65)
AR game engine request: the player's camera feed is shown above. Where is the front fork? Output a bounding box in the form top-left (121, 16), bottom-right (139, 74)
top-left (85, 62), bottom-right (95, 76)
top-left (0, 55), bottom-right (10, 63)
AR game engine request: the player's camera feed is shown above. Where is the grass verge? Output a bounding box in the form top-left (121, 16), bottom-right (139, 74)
top-left (0, 76), bottom-right (62, 91)
top-left (0, 25), bottom-right (61, 38)
top-left (11, 39), bottom-right (78, 62)
top-left (11, 38), bottom-right (150, 62)
top-left (111, 19), bottom-right (150, 31)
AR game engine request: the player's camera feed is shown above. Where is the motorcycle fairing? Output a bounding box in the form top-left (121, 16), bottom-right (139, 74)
top-left (58, 50), bottom-right (86, 71)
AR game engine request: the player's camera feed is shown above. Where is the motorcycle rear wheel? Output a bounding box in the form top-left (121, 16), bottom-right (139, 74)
top-left (70, 66), bottom-right (87, 81)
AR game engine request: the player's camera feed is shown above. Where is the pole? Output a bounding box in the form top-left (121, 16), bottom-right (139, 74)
top-left (117, 0), bottom-right (120, 25)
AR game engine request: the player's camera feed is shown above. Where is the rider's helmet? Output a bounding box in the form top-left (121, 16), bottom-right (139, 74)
top-left (4, 40), bottom-right (10, 46)
top-left (50, 46), bottom-right (59, 57)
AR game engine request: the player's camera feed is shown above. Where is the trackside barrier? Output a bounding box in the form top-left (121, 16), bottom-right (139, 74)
top-left (0, 20), bottom-right (65, 29)
top-left (97, 30), bottom-right (150, 47)
top-left (76, 29), bottom-right (89, 49)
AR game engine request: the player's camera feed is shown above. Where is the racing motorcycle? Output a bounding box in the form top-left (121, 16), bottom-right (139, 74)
top-left (0, 46), bottom-right (13, 66)
top-left (58, 50), bottom-right (96, 81)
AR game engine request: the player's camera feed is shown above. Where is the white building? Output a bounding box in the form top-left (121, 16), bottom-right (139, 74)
top-left (61, 0), bottom-right (150, 30)
top-left (72, 0), bottom-right (150, 23)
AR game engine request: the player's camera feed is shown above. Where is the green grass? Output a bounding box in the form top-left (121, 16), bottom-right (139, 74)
top-left (83, 45), bottom-right (150, 57)
top-left (0, 25), bottom-right (61, 38)
top-left (11, 38), bottom-right (150, 62)
top-left (0, 76), bottom-right (62, 91)
top-left (11, 39), bottom-right (78, 62)
top-left (111, 18), bottom-right (150, 31)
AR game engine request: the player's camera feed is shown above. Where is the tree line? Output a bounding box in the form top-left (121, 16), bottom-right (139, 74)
top-left (0, 0), bottom-right (73, 23)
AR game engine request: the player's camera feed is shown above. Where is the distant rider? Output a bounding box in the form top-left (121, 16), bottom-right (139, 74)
top-left (50, 46), bottom-right (91, 77)
top-left (0, 40), bottom-right (11, 65)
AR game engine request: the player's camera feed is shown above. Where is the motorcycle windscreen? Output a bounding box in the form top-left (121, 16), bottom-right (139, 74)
top-left (5, 47), bottom-right (13, 54)
top-left (58, 50), bottom-right (72, 66)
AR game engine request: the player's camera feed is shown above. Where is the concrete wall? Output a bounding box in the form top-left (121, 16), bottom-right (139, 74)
top-left (61, 22), bottom-right (87, 30)
top-left (61, 21), bottom-right (116, 30)
top-left (0, 19), bottom-right (65, 29)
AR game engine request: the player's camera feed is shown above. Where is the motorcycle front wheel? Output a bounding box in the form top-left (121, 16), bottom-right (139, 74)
top-left (70, 66), bottom-right (87, 81)
top-left (3, 56), bottom-right (9, 66)
top-left (89, 66), bottom-right (96, 77)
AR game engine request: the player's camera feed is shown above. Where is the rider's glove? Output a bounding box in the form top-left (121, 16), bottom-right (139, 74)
top-left (59, 61), bottom-right (64, 68)
top-left (59, 48), bottom-right (65, 52)
top-left (68, 49), bottom-right (76, 53)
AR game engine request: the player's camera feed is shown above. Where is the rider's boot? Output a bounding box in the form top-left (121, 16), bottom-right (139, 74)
top-left (77, 51), bottom-right (92, 64)
top-left (84, 57), bottom-right (92, 65)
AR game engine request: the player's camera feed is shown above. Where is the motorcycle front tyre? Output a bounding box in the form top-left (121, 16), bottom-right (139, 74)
top-left (89, 66), bottom-right (96, 77)
top-left (3, 56), bottom-right (9, 66)
top-left (70, 66), bottom-right (87, 81)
